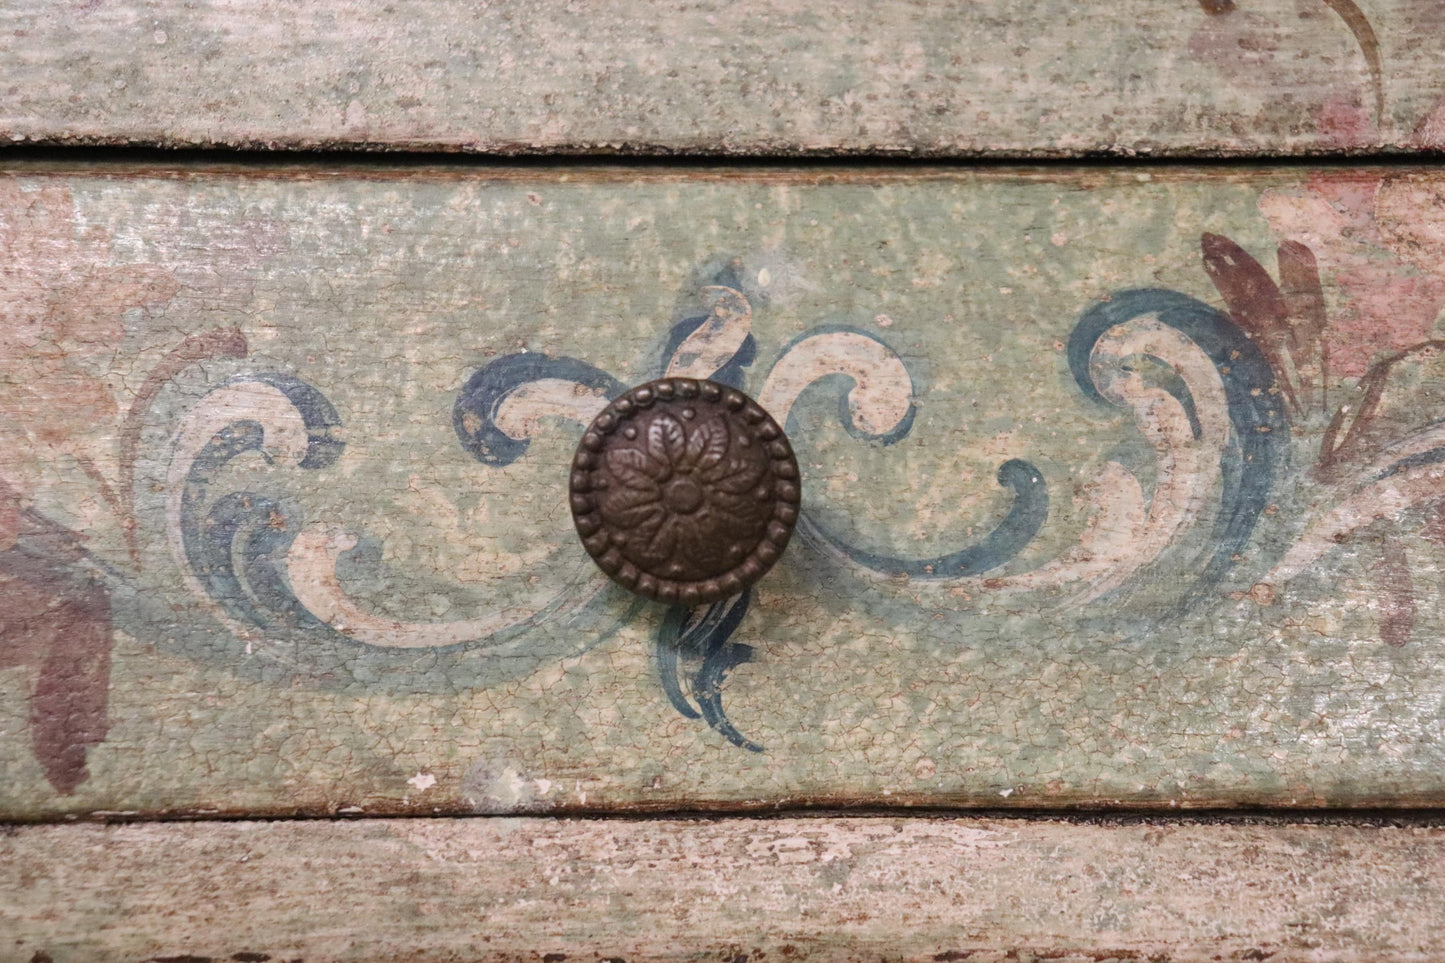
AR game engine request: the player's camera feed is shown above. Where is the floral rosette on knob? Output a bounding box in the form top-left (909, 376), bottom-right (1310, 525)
top-left (569, 377), bottom-right (801, 605)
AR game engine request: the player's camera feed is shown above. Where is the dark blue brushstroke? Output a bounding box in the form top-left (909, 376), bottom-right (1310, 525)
top-left (774, 322), bottom-right (1043, 578)
top-left (654, 610), bottom-right (701, 721)
top-left (178, 375), bottom-right (346, 635)
top-left (658, 312), bottom-right (757, 388)
top-left (453, 355), bottom-right (624, 467)
top-left (235, 372), bottom-right (345, 470)
top-left (179, 421), bottom-right (264, 593)
top-left (654, 590), bottom-right (760, 752)
top-left (693, 596), bottom-right (761, 753)
top-left (1377, 445), bottom-right (1445, 480)
top-left (1135, 355), bottom-right (1204, 441)
top-left (189, 492), bottom-right (335, 633)
top-left (185, 486), bottom-right (274, 628)
top-left (1067, 288), bottom-right (1287, 604)
top-left (801, 458), bottom-right (1048, 579)
top-left (769, 324), bottom-right (918, 447)
top-left (229, 495), bottom-right (327, 630)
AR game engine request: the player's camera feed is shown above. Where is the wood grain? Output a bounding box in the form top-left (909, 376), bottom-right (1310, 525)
top-left (6, 163), bottom-right (1445, 818)
top-left (1, 0), bottom-right (1444, 156)
top-left (4, 815), bottom-right (1443, 962)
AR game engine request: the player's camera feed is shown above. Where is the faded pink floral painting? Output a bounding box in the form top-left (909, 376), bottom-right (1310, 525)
top-left (0, 181), bottom-right (184, 794)
top-left (1202, 95), bottom-right (1445, 649)
top-left (0, 179), bottom-right (256, 795)
top-left (0, 182), bottom-right (179, 495)
top-left (1259, 169), bottom-right (1445, 379)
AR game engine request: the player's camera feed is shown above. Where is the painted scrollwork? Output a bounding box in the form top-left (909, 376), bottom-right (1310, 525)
top-left (158, 260), bottom-right (1317, 753)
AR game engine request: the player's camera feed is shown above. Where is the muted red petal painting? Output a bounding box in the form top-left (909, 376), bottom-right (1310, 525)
top-left (0, 181), bottom-right (256, 793)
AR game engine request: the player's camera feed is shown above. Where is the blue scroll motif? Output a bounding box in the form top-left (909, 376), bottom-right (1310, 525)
top-left (177, 370), bottom-right (643, 676)
top-left (770, 324), bottom-right (917, 447)
top-left (171, 274), bottom-right (1291, 750)
top-left (653, 589), bottom-right (760, 752)
top-left (189, 492), bottom-right (331, 634)
top-left (451, 285), bottom-right (774, 749)
top-left (179, 373), bottom-right (346, 636)
top-left (1067, 288), bottom-right (1289, 606)
top-left (660, 312), bottom-right (758, 390)
top-left (453, 355), bottom-right (625, 468)
top-left (798, 457), bottom-right (1049, 580)
top-left (780, 324), bottom-right (1049, 580)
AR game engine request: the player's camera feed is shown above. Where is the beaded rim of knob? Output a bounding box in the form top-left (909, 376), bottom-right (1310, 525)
top-left (569, 377), bottom-right (801, 605)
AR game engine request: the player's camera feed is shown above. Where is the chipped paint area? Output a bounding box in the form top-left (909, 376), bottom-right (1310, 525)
top-left (4, 168), bottom-right (1445, 817)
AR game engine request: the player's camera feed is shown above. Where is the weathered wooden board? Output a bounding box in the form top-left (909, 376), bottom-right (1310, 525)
top-left (2, 0), bottom-right (1444, 156)
top-left (6, 163), bottom-right (1445, 818)
top-left (5, 816), bottom-right (1443, 962)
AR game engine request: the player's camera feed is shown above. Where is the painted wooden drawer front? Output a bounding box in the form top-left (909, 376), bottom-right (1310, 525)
top-left (1, 0), bottom-right (1442, 157)
top-left (4, 164), bottom-right (1445, 818)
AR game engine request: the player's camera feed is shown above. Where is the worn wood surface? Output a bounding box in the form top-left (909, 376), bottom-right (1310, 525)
top-left (7, 163), bottom-right (1445, 818)
top-left (1, 0), bottom-right (1444, 156)
top-left (4, 815), bottom-right (1443, 962)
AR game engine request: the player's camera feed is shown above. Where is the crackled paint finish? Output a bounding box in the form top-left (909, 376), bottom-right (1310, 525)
top-left (6, 165), bottom-right (1445, 817)
top-left (2, 0), bottom-right (1445, 155)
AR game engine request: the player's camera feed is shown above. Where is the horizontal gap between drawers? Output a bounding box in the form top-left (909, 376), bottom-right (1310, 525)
top-left (1, 143), bottom-right (1445, 171)
top-left (8, 807), bottom-right (1445, 829)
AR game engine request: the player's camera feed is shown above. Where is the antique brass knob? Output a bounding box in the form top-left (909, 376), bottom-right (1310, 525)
top-left (570, 377), bottom-right (801, 605)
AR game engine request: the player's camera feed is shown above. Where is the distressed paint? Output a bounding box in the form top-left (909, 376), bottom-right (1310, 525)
top-left (4, 165), bottom-right (1445, 816)
top-left (4, 816), bottom-right (1445, 961)
top-left (2, 0), bottom-right (1445, 156)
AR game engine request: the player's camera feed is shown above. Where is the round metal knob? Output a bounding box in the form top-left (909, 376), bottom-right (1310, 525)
top-left (570, 377), bottom-right (801, 605)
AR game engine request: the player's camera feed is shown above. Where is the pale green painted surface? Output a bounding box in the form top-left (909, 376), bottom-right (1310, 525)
top-left (3, 166), bottom-right (1445, 816)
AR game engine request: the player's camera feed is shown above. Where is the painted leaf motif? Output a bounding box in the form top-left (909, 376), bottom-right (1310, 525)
top-left (647, 413), bottom-right (687, 463)
top-left (684, 416), bottom-right (729, 471)
top-left (1320, 340), bottom-right (1445, 469)
top-left (1201, 232), bottom-right (1299, 412)
top-left (30, 579), bottom-right (112, 795)
top-left (0, 555), bottom-right (113, 795)
top-left (606, 447), bottom-right (666, 490)
top-left (1276, 240), bottom-right (1328, 407)
top-left (1202, 233), bottom-right (1287, 329)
